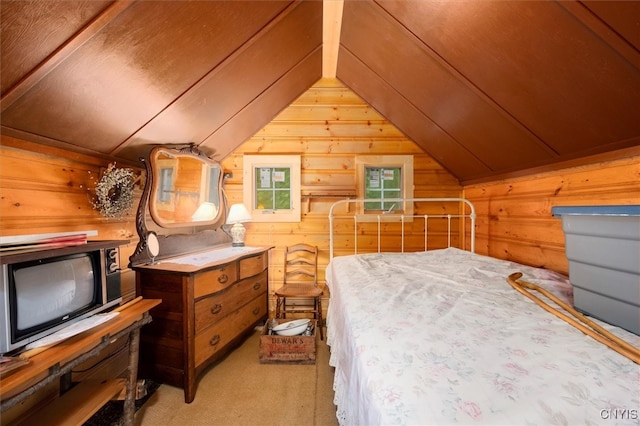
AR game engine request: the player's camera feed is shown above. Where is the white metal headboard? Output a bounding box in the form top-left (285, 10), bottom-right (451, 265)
top-left (328, 198), bottom-right (476, 259)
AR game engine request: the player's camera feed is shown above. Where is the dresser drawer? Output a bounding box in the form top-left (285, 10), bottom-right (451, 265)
top-left (193, 263), bottom-right (238, 299)
top-left (194, 296), bottom-right (267, 366)
top-left (236, 269), bottom-right (268, 305)
top-left (239, 252), bottom-right (268, 279)
top-left (193, 269), bottom-right (268, 334)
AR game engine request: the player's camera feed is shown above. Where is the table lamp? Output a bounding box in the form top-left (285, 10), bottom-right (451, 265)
top-left (191, 202), bottom-right (218, 221)
top-left (226, 203), bottom-right (252, 246)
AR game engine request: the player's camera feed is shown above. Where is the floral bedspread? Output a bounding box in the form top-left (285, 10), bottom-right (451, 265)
top-left (326, 248), bottom-right (639, 425)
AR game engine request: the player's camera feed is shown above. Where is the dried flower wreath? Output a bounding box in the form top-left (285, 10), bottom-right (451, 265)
top-left (92, 163), bottom-right (135, 218)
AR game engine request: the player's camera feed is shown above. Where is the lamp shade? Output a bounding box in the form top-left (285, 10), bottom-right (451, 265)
top-left (191, 202), bottom-right (218, 221)
top-left (226, 203), bottom-right (252, 224)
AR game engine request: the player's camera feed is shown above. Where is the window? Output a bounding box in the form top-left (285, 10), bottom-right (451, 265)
top-left (255, 167), bottom-right (291, 210)
top-left (243, 155), bottom-right (301, 222)
top-left (356, 155), bottom-right (413, 216)
top-left (158, 167), bottom-right (174, 202)
top-left (364, 166), bottom-right (402, 211)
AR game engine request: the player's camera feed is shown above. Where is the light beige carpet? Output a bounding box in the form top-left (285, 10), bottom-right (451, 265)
top-left (134, 328), bottom-right (338, 426)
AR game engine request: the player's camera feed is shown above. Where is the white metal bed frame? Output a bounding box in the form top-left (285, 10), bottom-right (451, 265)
top-left (328, 197), bottom-right (476, 259)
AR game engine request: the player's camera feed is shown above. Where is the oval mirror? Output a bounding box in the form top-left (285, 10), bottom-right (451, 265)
top-left (149, 146), bottom-right (223, 228)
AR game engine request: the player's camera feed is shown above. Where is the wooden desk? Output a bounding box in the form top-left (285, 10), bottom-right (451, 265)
top-left (0, 298), bottom-right (161, 426)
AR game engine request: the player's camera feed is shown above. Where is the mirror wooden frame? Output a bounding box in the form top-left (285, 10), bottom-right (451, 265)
top-left (148, 146), bottom-right (223, 227)
top-left (129, 144), bottom-right (231, 266)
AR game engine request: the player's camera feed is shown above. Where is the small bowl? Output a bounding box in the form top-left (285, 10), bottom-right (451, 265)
top-left (272, 319), bottom-right (310, 336)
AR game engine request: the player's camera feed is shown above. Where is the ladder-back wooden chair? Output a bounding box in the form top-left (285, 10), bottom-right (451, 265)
top-left (275, 243), bottom-right (324, 340)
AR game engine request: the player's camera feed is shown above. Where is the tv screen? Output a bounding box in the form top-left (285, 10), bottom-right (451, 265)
top-left (13, 254), bottom-right (97, 336)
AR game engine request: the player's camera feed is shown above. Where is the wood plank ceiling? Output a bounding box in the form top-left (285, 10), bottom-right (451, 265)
top-left (1, 0), bottom-right (638, 183)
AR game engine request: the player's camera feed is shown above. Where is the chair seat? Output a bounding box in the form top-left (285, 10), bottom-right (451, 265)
top-left (275, 284), bottom-right (323, 298)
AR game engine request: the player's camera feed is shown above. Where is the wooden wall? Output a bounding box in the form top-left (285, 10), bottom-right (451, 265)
top-left (221, 78), bottom-right (462, 310)
top-left (2, 75), bottom-right (637, 423)
top-left (0, 136), bottom-right (143, 301)
top-left (2, 78), bottom-right (638, 311)
top-left (465, 150), bottom-right (640, 275)
top-left (0, 136), bottom-right (144, 422)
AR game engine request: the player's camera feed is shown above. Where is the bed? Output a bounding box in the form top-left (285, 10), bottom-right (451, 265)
top-left (326, 198), bottom-right (639, 425)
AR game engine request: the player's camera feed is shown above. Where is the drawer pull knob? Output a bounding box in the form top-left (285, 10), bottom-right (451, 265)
top-left (218, 274), bottom-right (229, 284)
top-left (209, 335), bottom-right (221, 346)
top-left (253, 282), bottom-right (261, 291)
top-left (252, 307), bottom-right (260, 316)
top-left (211, 304), bottom-right (223, 315)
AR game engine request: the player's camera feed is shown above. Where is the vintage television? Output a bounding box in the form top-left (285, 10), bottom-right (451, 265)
top-left (0, 240), bottom-right (126, 354)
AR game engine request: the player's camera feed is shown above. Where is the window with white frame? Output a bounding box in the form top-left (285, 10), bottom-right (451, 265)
top-left (356, 155), bottom-right (414, 216)
top-left (243, 155), bottom-right (301, 222)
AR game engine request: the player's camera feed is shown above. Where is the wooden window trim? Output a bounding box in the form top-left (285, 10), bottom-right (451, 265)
top-left (355, 155), bottom-right (414, 220)
top-left (243, 155), bottom-right (301, 223)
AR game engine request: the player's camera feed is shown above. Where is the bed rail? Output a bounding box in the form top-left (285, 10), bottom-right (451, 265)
top-left (328, 198), bottom-right (476, 259)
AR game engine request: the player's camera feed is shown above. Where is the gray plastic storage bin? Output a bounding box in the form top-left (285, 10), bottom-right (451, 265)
top-left (552, 205), bottom-right (640, 335)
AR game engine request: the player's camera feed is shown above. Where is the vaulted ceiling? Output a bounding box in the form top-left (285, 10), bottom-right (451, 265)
top-left (1, 0), bottom-right (638, 183)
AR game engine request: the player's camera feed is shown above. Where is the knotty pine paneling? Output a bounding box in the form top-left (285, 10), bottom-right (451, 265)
top-left (0, 136), bottom-right (143, 302)
top-left (240, 137), bottom-right (424, 155)
top-left (221, 78), bottom-right (463, 310)
top-left (464, 151), bottom-right (640, 275)
top-left (4, 75), bottom-right (636, 319)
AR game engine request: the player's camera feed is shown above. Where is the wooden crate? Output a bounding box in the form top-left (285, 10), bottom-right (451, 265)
top-left (259, 320), bottom-right (316, 364)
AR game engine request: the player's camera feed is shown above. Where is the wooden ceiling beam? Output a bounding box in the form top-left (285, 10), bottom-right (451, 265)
top-left (323, 0), bottom-right (344, 78)
top-left (0, 0), bottom-right (136, 113)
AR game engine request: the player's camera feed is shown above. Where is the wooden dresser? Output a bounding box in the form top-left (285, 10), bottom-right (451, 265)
top-left (133, 245), bottom-right (271, 403)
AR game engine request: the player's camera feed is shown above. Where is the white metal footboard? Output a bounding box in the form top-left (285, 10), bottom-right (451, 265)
top-left (328, 198), bottom-right (476, 259)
